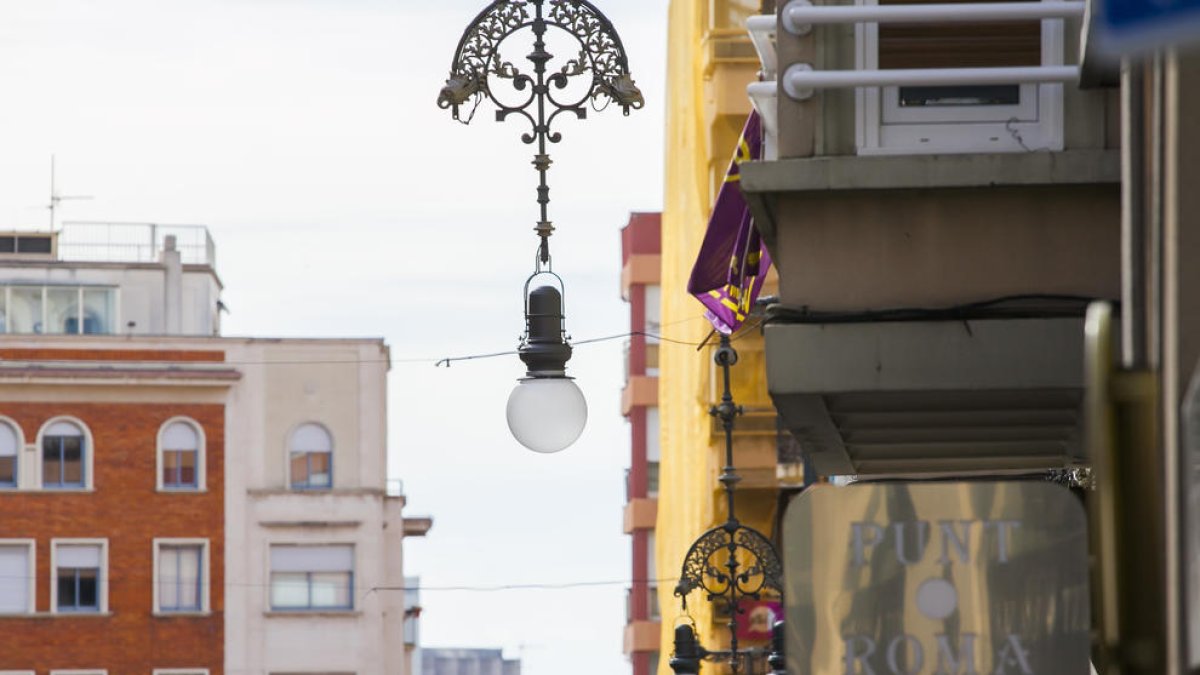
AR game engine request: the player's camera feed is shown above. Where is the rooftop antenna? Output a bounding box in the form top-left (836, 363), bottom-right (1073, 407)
top-left (47, 154), bottom-right (92, 230)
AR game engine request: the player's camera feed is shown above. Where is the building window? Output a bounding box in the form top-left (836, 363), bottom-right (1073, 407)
top-left (289, 423), bottom-right (333, 490)
top-left (269, 544), bottom-right (353, 611)
top-left (50, 671), bottom-right (107, 675)
top-left (153, 671), bottom-right (210, 675)
top-left (1, 286), bottom-right (116, 335)
top-left (159, 419), bottom-right (204, 491)
top-left (856, 0), bottom-right (1064, 154)
top-left (155, 540), bottom-right (208, 614)
top-left (0, 420), bottom-right (20, 488)
top-left (0, 541), bottom-right (35, 614)
top-left (52, 540), bottom-right (106, 613)
top-left (41, 419), bottom-right (88, 490)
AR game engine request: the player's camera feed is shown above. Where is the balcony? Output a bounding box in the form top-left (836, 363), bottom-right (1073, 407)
top-left (745, 1), bottom-right (1108, 158)
top-left (741, 3), bottom-right (1121, 477)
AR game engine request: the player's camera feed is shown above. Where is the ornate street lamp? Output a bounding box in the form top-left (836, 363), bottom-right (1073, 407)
top-left (438, 0), bottom-right (643, 453)
top-left (671, 335), bottom-right (787, 675)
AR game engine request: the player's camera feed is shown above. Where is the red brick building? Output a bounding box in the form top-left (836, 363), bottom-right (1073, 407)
top-left (0, 348), bottom-right (236, 674)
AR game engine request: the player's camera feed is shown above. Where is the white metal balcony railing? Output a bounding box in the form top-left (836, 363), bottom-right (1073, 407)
top-left (746, 1), bottom-right (1086, 102)
top-left (57, 221), bottom-right (216, 267)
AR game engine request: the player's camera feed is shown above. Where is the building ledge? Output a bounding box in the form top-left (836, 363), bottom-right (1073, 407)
top-left (742, 150), bottom-right (1120, 248)
top-left (623, 498), bottom-right (658, 534)
top-left (264, 610), bottom-right (362, 618)
top-left (741, 149), bottom-right (1120, 195)
top-left (621, 376), bottom-right (658, 416)
top-left (766, 317), bottom-right (1089, 476)
top-left (623, 619), bottom-right (662, 654)
top-left (403, 516), bottom-right (434, 537)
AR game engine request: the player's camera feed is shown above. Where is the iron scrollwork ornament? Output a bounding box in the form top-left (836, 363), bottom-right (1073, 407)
top-left (438, 0), bottom-right (642, 263)
top-left (675, 523), bottom-right (784, 604)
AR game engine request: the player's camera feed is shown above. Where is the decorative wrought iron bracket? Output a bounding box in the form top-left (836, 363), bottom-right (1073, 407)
top-left (438, 0), bottom-right (643, 264)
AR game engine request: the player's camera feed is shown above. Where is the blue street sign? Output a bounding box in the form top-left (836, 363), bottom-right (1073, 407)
top-left (1099, 0), bottom-right (1200, 54)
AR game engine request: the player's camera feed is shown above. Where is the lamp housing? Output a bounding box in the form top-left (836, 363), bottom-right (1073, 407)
top-left (506, 283), bottom-right (587, 453)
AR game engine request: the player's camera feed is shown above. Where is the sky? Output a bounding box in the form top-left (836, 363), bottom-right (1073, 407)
top-left (0, 2), bottom-right (671, 675)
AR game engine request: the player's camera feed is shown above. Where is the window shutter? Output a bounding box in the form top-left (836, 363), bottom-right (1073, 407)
top-left (879, 0), bottom-right (1041, 70)
top-left (162, 422), bottom-right (199, 451)
top-left (270, 545), bottom-right (353, 573)
top-left (0, 546), bottom-right (29, 612)
top-left (57, 544), bottom-right (101, 568)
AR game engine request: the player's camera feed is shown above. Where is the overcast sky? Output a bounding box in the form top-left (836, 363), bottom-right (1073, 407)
top-left (0, 2), bottom-right (670, 675)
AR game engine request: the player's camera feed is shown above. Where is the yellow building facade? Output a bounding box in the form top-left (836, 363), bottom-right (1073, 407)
top-left (655, 1), bottom-right (782, 673)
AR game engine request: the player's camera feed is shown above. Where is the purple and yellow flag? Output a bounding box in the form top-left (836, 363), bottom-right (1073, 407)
top-left (687, 111), bottom-right (770, 334)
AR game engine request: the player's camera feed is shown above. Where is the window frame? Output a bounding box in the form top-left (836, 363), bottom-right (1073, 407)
top-left (287, 423), bottom-right (334, 491)
top-left (0, 416), bottom-right (24, 490)
top-left (153, 538), bottom-right (211, 616)
top-left (854, 0), bottom-right (1065, 155)
top-left (50, 671), bottom-right (108, 675)
top-left (267, 543), bottom-right (355, 613)
top-left (156, 417), bottom-right (206, 492)
top-left (50, 538), bottom-right (108, 615)
top-left (0, 285), bottom-right (119, 336)
top-left (0, 539), bottom-right (36, 615)
top-left (37, 417), bottom-right (93, 491)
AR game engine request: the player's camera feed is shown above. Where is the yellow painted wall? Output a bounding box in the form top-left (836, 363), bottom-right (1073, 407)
top-left (656, 1), bottom-right (777, 672)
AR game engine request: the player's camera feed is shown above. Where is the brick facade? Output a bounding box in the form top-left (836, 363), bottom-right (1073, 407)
top-left (0, 401), bottom-right (224, 674)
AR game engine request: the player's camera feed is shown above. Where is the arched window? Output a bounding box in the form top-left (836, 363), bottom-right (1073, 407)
top-left (0, 420), bottom-right (19, 488)
top-left (289, 423), bottom-right (332, 490)
top-left (159, 419), bottom-right (203, 491)
top-left (42, 420), bottom-right (86, 489)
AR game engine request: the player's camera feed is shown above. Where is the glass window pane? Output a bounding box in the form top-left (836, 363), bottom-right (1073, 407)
top-left (289, 452), bottom-right (308, 487)
top-left (57, 570), bottom-right (76, 609)
top-left (9, 287), bottom-right (42, 334)
top-left (270, 572), bottom-right (310, 609)
top-left (310, 572), bottom-right (351, 608)
top-left (45, 288), bottom-right (78, 335)
top-left (81, 288), bottom-right (115, 335)
top-left (61, 436), bottom-right (83, 486)
top-left (163, 450), bottom-right (180, 487)
top-left (43, 438), bottom-right (62, 487)
top-left (178, 450), bottom-right (197, 487)
top-left (308, 452), bottom-right (331, 487)
top-left (159, 547), bottom-right (180, 609)
top-left (0, 288), bottom-right (7, 334)
top-left (179, 547), bottom-right (201, 609)
top-left (0, 456), bottom-right (15, 486)
top-left (77, 568), bottom-right (98, 609)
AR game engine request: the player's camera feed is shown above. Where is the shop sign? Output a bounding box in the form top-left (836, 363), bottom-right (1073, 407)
top-left (784, 482), bottom-right (1090, 675)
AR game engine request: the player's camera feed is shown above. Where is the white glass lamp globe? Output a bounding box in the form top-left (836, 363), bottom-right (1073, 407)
top-left (506, 377), bottom-right (588, 453)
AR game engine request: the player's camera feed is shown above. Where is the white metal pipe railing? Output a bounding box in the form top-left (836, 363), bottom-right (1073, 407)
top-left (781, 64), bottom-right (1080, 99)
top-left (781, 0), bottom-right (1085, 35)
top-left (746, 15), bottom-right (777, 76)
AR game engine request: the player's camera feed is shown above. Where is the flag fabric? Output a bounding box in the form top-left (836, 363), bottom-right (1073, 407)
top-left (687, 111), bottom-right (771, 335)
